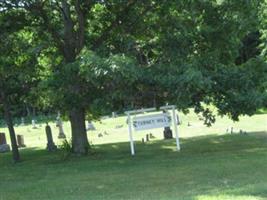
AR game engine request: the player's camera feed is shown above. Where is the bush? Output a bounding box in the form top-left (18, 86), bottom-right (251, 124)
top-left (59, 139), bottom-right (72, 161)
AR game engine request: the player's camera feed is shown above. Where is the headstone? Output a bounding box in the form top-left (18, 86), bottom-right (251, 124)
top-left (112, 112), bottom-right (117, 118)
top-left (20, 117), bottom-right (25, 126)
top-left (0, 144), bottom-right (10, 153)
top-left (176, 114), bottom-right (182, 125)
top-left (231, 127), bottom-right (234, 134)
top-left (101, 116), bottom-right (109, 120)
top-left (163, 127), bottom-right (173, 139)
top-left (104, 131), bottom-right (108, 135)
top-left (162, 110), bottom-right (173, 139)
top-left (17, 135), bottom-right (26, 148)
top-left (146, 134), bottom-right (150, 142)
top-left (45, 123), bottom-right (57, 152)
top-left (115, 125), bottom-right (123, 129)
top-left (0, 133), bottom-right (7, 145)
top-left (0, 133), bottom-right (10, 153)
top-left (56, 114), bottom-right (66, 139)
top-left (32, 119), bottom-right (37, 129)
top-left (87, 121), bottom-right (96, 131)
top-left (149, 133), bottom-right (155, 139)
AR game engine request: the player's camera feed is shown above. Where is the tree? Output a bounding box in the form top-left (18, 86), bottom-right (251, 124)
top-left (1, 0), bottom-right (166, 155)
top-left (0, 9), bottom-right (40, 162)
top-left (137, 0), bottom-right (267, 124)
top-left (1, 0), bottom-right (266, 158)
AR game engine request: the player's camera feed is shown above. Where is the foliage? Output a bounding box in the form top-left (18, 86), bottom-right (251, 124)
top-left (0, 8), bottom-right (41, 115)
top-left (59, 139), bottom-right (72, 161)
top-left (0, 0), bottom-right (267, 156)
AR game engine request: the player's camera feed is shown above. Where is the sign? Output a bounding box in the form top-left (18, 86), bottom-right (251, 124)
top-left (132, 113), bottom-right (171, 131)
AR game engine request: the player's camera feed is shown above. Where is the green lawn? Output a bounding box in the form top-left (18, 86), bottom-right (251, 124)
top-left (0, 112), bottom-right (267, 200)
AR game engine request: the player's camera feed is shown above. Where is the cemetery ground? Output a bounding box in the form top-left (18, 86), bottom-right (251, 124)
top-left (0, 111), bottom-right (267, 200)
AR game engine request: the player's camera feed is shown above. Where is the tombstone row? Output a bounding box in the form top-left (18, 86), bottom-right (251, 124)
top-left (0, 133), bottom-right (26, 153)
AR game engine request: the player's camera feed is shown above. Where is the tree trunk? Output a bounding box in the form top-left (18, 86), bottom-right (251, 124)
top-left (69, 107), bottom-right (89, 155)
top-left (2, 92), bottom-right (20, 162)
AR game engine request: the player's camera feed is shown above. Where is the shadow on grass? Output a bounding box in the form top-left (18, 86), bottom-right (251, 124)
top-left (1, 131), bottom-right (267, 163)
top-left (93, 131), bottom-right (267, 159)
top-left (1, 131), bottom-right (267, 200)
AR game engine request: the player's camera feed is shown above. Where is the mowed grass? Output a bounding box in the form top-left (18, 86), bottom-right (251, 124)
top-left (0, 112), bottom-right (267, 200)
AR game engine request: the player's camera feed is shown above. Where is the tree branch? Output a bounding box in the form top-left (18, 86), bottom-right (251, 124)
top-left (92, 0), bottom-right (138, 49)
top-left (74, 0), bottom-right (85, 53)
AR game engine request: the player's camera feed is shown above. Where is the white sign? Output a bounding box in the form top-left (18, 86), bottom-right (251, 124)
top-left (132, 113), bottom-right (171, 131)
top-left (126, 106), bottom-right (180, 156)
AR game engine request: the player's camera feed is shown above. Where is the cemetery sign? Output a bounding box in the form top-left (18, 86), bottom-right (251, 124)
top-left (126, 106), bottom-right (181, 156)
top-left (133, 113), bottom-right (171, 131)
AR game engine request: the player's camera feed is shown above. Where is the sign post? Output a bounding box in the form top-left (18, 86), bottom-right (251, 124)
top-left (172, 106), bottom-right (180, 151)
top-left (127, 112), bottom-right (135, 156)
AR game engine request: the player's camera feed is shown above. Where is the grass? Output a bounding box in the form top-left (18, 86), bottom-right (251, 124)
top-left (0, 112), bottom-right (267, 200)
top-left (0, 110), bottom-right (266, 147)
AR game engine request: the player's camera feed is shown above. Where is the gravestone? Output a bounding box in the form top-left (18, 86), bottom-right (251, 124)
top-left (0, 133), bottom-right (7, 145)
top-left (45, 123), bottom-right (57, 152)
top-left (115, 125), bottom-right (123, 129)
top-left (87, 121), bottom-right (96, 131)
top-left (56, 115), bottom-right (66, 139)
top-left (17, 135), bottom-right (26, 148)
top-left (112, 112), bottom-right (117, 118)
top-left (162, 110), bottom-right (173, 139)
top-left (20, 117), bottom-right (25, 126)
top-left (163, 127), bottom-right (173, 139)
top-left (0, 133), bottom-right (10, 153)
top-left (149, 133), bottom-right (155, 139)
top-left (231, 127), bottom-right (234, 134)
top-left (101, 116), bottom-right (109, 120)
top-left (146, 134), bottom-right (150, 142)
top-left (176, 114), bottom-right (181, 125)
top-left (32, 119), bottom-right (37, 129)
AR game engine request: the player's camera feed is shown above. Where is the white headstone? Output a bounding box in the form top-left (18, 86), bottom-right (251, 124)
top-left (32, 119), bottom-right (37, 129)
top-left (87, 121), bottom-right (96, 131)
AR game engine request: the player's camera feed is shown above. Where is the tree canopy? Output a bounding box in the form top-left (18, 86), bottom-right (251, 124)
top-left (0, 0), bottom-right (266, 158)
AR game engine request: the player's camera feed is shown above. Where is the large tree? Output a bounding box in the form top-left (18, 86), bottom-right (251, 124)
top-left (1, 0), bottom-right (165, 155)
top-left (1, 0), bottom-right (266, 156)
